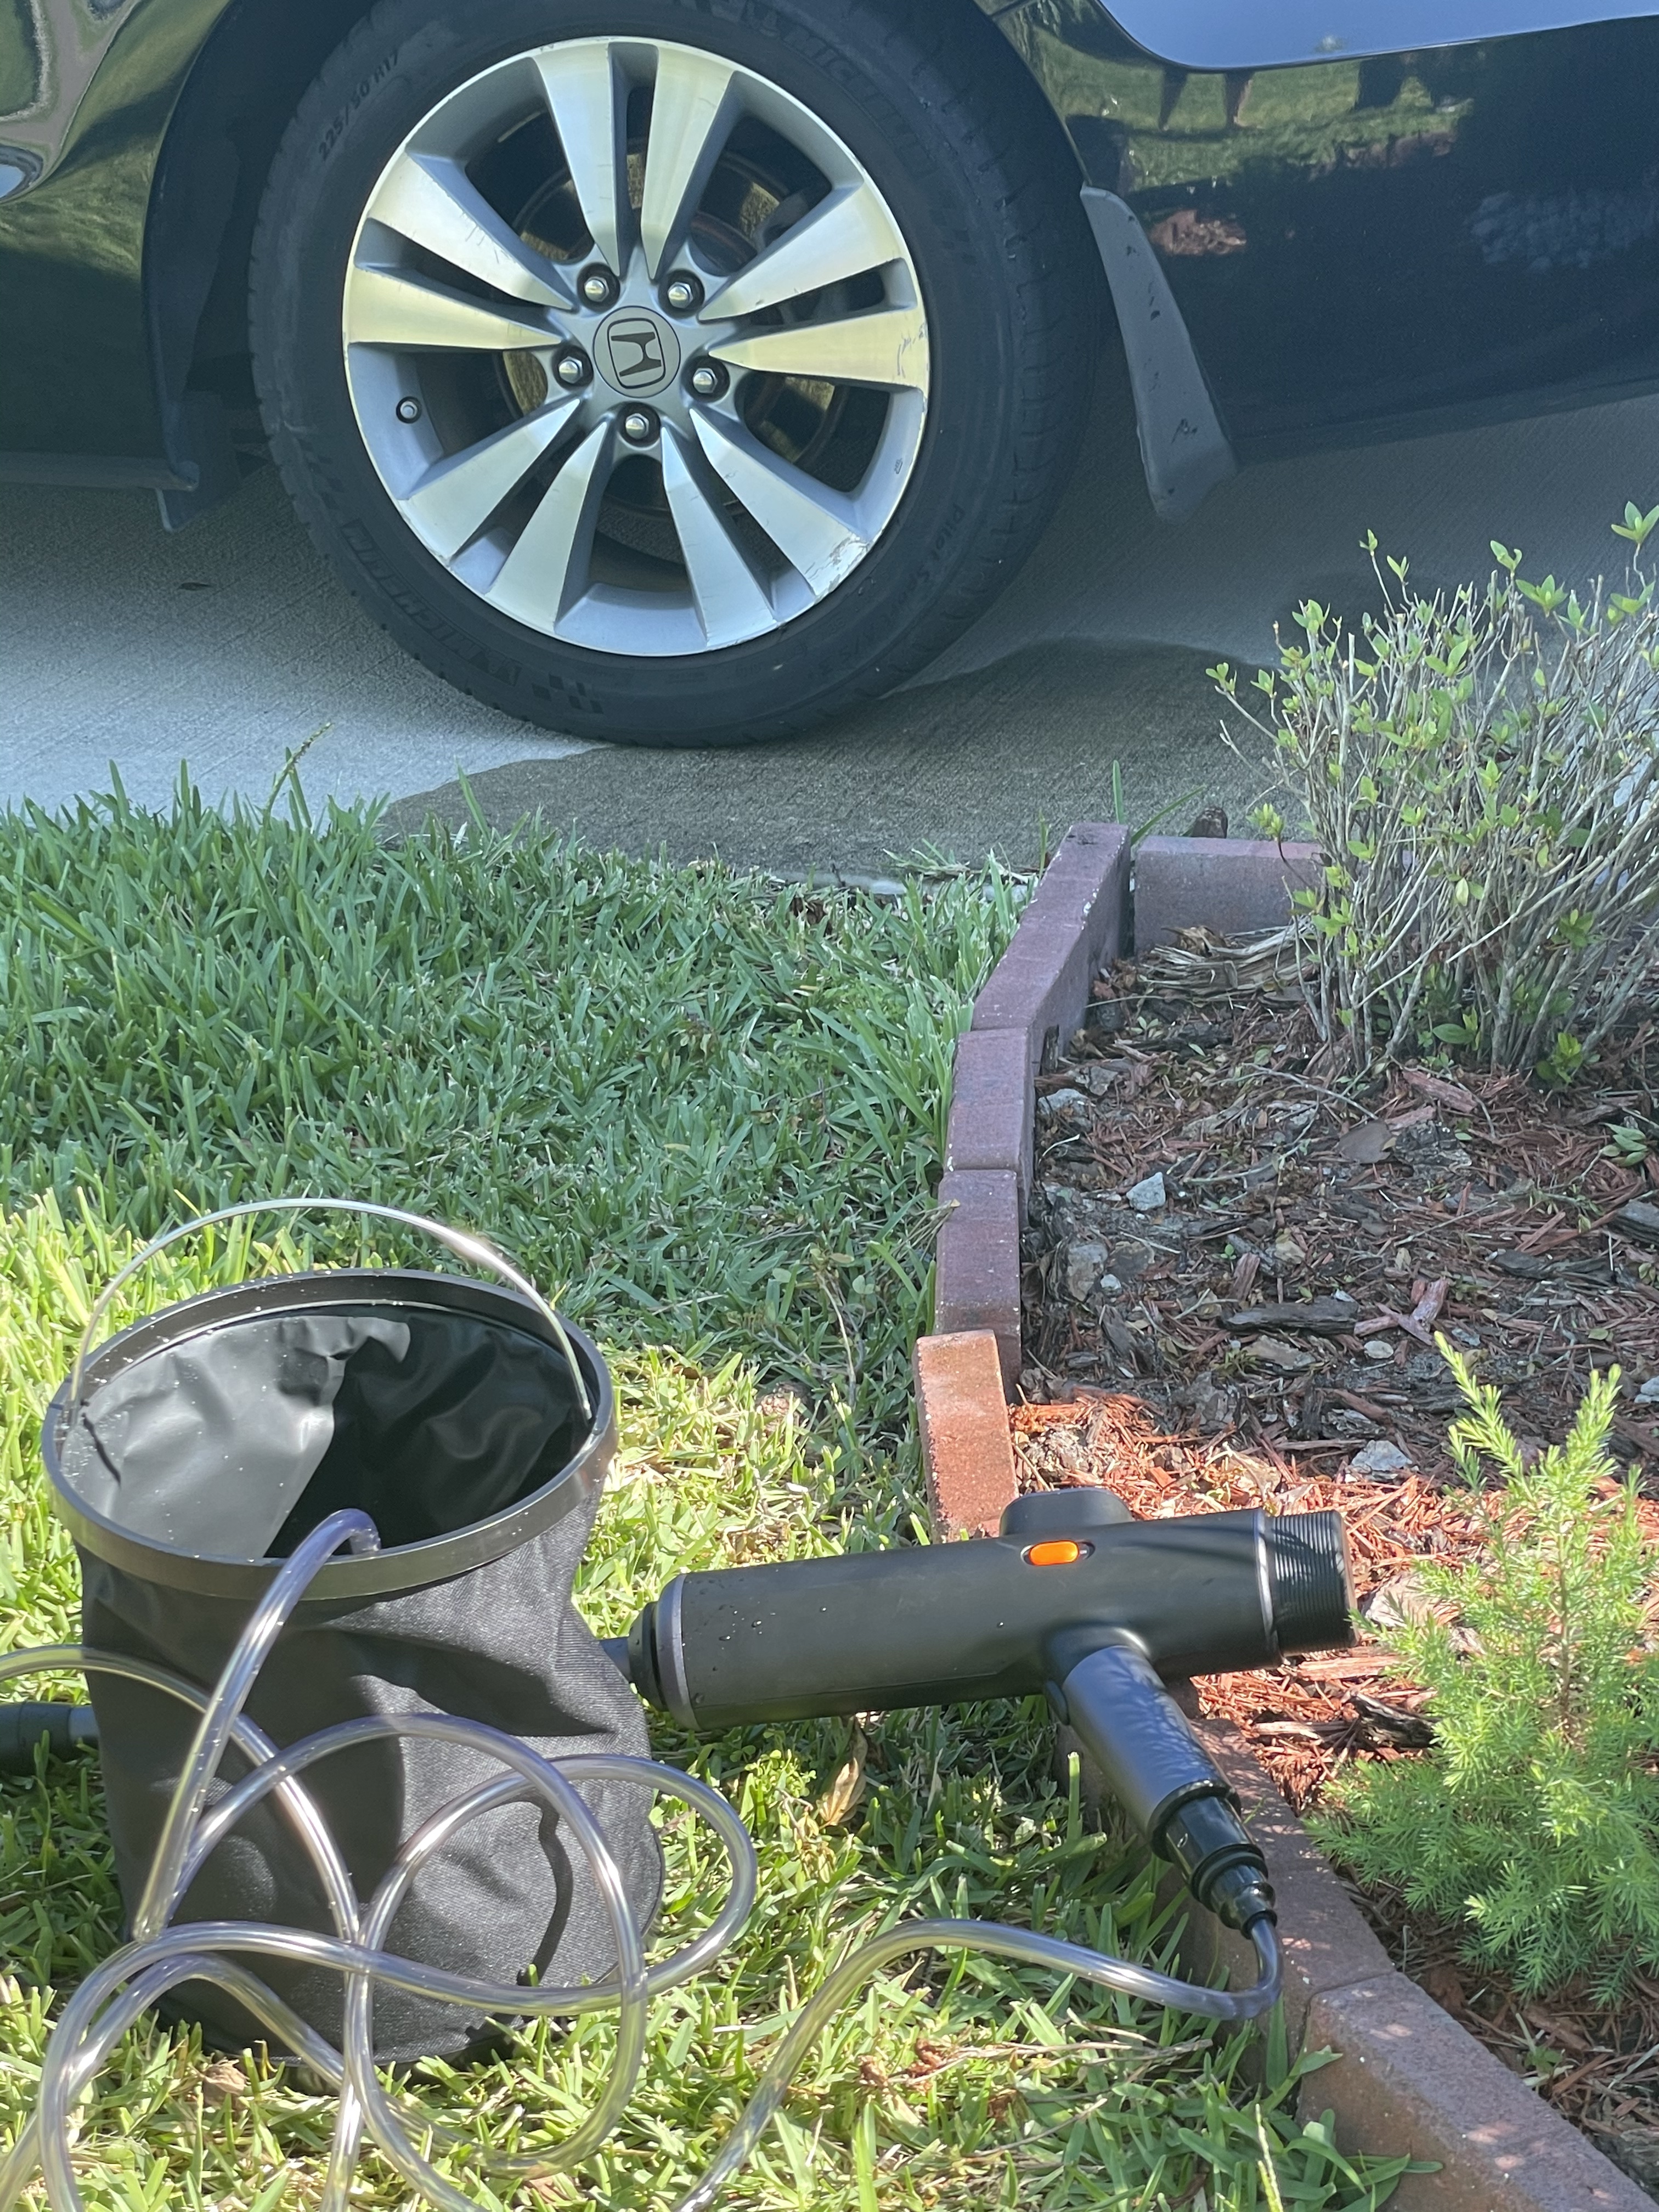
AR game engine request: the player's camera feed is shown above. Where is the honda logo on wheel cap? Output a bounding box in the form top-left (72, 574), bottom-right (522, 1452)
top-left (595, 309), bottom-right (681, 396)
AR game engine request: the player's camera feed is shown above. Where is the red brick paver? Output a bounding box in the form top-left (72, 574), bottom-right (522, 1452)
top-left (913, 1329), bottom-right (1019, 1538)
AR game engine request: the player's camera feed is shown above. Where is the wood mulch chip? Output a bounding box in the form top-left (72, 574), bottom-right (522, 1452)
top-left (1014, 940), bottom-right (1659, 2193)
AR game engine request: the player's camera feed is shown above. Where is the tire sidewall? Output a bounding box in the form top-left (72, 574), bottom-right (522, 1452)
top-left (253, 0), bottom-right (1079, 741)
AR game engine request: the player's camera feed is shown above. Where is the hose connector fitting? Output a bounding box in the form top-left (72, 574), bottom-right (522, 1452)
top-left (1156, 1792), bottom-right (1276, 1933)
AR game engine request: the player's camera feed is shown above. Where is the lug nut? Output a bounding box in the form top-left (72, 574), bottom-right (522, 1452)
top-left (395, 396), bottom-right (422, 423)
top-left (687, 360), bottom-right (729, 401)
top-left (619, 406), bottom-right (659, 446)
top-left (553, 345), bottom-right (591, 389)
top-left (663, 272), bottom-right (703, 314)
top-left (578, 265), bottom-right (619, 308)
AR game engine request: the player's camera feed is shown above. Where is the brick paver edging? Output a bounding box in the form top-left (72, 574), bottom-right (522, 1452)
top-left (915, 829), bottom-right (1649, 2212)
top-left (936, 822), bottom-right (1132, 1387)
top-left (934, 825), bottom-right (1324, 1388)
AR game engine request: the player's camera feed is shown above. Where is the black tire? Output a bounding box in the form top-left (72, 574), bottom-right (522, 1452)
top-left (250, 0), bottom-right (1097, 747)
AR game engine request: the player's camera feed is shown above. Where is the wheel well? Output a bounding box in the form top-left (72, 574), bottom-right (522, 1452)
top-left (146, 0), bottom-right (1091, 516)
top-left (145, 0), bottom-right (382, 509)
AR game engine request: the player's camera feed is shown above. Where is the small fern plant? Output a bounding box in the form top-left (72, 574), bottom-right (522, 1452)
top-left (1312, 1348), bottom-right (1659, 2000)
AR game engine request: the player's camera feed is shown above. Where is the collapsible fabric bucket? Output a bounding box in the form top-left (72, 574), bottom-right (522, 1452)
top-left (41, 1203), bottom-right (661, 2063)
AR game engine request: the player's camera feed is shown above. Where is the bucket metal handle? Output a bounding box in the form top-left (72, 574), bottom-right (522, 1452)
top-left (65, 1198), bottom-right (592, 1429)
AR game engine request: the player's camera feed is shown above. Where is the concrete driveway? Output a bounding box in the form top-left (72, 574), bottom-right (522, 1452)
top-left (5, 378), bottom-right (1657, 876)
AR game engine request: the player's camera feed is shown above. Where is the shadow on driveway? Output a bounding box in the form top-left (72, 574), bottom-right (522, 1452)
top-left (383, 637), bottom-right (1268, 877)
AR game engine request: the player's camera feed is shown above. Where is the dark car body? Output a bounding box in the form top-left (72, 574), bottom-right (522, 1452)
top-left (4, 0), bottom-right (1659, 527)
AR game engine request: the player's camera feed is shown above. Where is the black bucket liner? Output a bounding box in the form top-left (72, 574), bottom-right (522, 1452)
top-left (43, 1257), bottom-right (661, 2063)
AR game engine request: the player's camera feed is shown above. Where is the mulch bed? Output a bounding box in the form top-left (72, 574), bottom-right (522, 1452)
top-left (1013, 934), bottom-right (1659, 2192)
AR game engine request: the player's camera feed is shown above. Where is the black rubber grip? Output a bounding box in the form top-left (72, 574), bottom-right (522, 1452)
top-left (1058, 1643), bottom-right (1276, 1931)
top-left (1056, 1642), bottom-right (1227, 1841)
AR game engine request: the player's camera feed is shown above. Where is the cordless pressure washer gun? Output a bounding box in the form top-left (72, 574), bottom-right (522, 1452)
top-left (616, 1487), bottom-right (1355, 1941)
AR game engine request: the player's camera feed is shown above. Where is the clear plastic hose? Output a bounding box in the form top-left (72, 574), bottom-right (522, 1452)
top-left (0, 1510), bottom-right (1281, 2212)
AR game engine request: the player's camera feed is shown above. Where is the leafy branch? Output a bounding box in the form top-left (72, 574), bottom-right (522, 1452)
top-left (1215, 504), bottom-right (1659, 1081)
top-left (1314, 1351), bottom-right (1659, 2001)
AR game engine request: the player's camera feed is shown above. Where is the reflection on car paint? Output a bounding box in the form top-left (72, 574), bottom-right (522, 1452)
top-left (1090, 0), bottom-right (1659, 72)
top-left (1471, 184), bottom-right (1659, 273)
top-left (1007, 0), bottom-right (1659, 447)
top-left (0, 0), bottom-right (145, 188)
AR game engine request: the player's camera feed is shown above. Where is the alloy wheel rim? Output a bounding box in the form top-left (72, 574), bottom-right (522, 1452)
top-left (342, 37), bottom-right (930, 658)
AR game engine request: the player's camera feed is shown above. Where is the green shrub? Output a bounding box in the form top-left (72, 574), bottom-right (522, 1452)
top-left (1215, 508), bottom-right (1659, 1080)
top-left (1312, 1350), bottom-right (1659, 2000)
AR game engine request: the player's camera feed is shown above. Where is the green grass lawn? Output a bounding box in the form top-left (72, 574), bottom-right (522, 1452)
top-left (0, 783), bottom-right (1416, 2209)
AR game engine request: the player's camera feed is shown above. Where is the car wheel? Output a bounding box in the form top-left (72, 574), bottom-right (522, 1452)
top-left (250, 0), bottom-right (1095, 746)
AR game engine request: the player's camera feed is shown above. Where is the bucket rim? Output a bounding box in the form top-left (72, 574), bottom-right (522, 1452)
top-left (41, 1268), bottom-right (615, 1600)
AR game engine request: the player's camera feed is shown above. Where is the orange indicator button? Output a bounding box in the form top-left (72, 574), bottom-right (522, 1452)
top-left (1025, 1538), bottom-right (1084, 1567)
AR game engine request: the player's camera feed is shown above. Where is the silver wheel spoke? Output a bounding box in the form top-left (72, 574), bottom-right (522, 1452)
top-left (640, 48), bottom-right (741, 280)
top-left (690, 409), bottom-right (867, 597)
top-left (486, 418), bottom-right (614, 630)
top-left (711, 304), bottom-right (928, 390)
top-left (344, 266), bottom-right (555, 352)
top-left (660, 425), bottom-right (776, 646)
top-left (366, 153), bottom-right (574, 309)
top-left (404, 400), bottom-right (580, 559)
top-left (535, 43), bottom-right (630, 276)
top-left (705, 183), bottom-right (906, 320)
